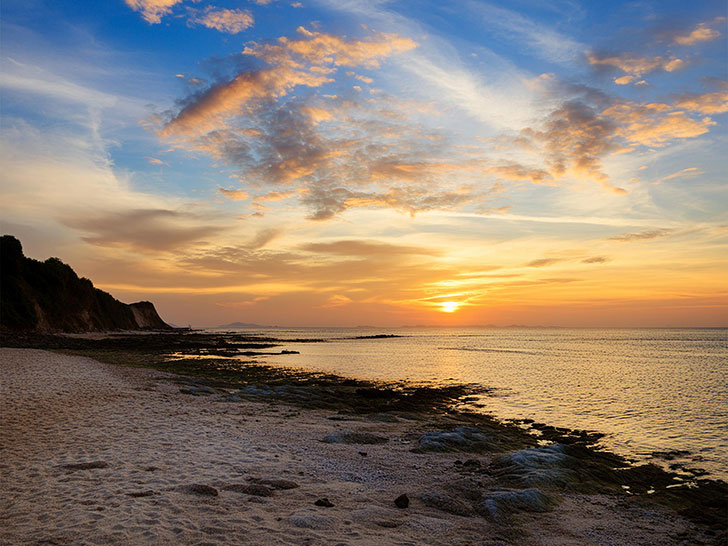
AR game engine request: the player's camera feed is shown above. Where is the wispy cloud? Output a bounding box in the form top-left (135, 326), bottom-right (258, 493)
top-left (300, 240), bottom-right (440, 256)
top-left (655, 167), bottom-right (703, 184)
top-left (526, 257), bottom-right (563, 267)
top-left (465, 0), bottom-right (584, 63)
top-left (582, 256), bottom-right (609, 264)
top-left (61, 208), bottom-right (226, 252)
top-left (607, 229), bottom-right (673, 242)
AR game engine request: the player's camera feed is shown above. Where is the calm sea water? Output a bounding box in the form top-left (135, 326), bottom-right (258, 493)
top-left (211, 327), bottom-right (728, 479)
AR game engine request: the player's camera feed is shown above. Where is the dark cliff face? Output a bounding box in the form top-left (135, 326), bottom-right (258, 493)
top-left (0, 235), bottom-right (172, 332)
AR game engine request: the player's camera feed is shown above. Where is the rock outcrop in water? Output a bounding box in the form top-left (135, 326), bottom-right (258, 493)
top-left (0, 235), bottom-right (171, 332)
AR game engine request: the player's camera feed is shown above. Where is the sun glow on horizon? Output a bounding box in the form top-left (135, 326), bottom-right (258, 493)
top-left (440, 301), bottom-right (461, 313)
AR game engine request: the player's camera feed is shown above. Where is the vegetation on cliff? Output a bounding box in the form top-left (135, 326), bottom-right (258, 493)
top-left (0, 235), bottom-right (170, 332)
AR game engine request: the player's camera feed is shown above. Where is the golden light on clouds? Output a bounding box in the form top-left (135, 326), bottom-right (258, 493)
top-left (1, 3), bottom-right (726, 327)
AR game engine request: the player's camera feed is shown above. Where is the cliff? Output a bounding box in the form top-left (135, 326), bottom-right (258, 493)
top-left (0, 235), bottom-right (172, 332)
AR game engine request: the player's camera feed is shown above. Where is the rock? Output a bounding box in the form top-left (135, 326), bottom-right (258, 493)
top-left (237, 385), bottom-right (273, 396)
top-left (289, 512), bottom-right (334, 529)
top-left (418, 492), bottom-right (472, 516)
top-left (358, 451), bottom-right (368, 457)
top-left (250, 478), bottom-right (299, 490)
top-left (480, 488), bottom-right (555, 522)
top-left (314, 498), bottom-right (335, 507)
top-left (416, 427), bottom-right (494, 453)
top-left (394, 494), bottom-right (409, 508)
top-left (323, 430), bottom-right (388, 445)
top-left (463, 459), bottom-right (481, 467)
top-left (179, 484), bottom-right (218, 496)
top-left (223, 484), bottom-right (273, 497)
top-left (61, 461), bottom-right (108, 471)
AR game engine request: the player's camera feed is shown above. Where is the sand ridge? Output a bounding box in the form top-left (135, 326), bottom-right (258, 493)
top-left (0, 348), bottom-right (703, 545)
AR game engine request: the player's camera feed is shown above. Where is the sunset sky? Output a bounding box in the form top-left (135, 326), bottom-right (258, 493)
top-left (1, 0), bottom-right (726, 327)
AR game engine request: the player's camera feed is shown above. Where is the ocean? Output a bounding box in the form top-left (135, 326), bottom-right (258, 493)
top-left (210, 327), bottom-right (728, 479)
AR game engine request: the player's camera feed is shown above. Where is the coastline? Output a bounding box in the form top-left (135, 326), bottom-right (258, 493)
top-left (1, 341), bottom-right (726, 545)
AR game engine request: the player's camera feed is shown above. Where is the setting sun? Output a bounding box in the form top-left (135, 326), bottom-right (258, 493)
top-left (440, 301), bottom-right (461, 313)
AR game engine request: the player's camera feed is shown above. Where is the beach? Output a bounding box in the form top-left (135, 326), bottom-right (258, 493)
top-left (1, 347), bottom-right (722, 545)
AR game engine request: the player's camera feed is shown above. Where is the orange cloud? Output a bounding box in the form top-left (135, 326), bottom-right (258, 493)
top-left (124, 0), bottom-right (182, 24)
top-left (673, 89), bottom-right (728, 114)
top-left (160, 69), bottom-right (331, 138)
top-left (320, 294), bottom-right (353, 308)
top-left (368, 159), bottom-right (463, 181)
top-left (523, 101), bottom-right (618, 183)
top-left (299, 106), bottom-right (334, 124)
top-left (587, 52), bottom-right (685, 77)
top-left (253, 190), bottom-right (296, 202)
top-left (302, 184), bottom-right (478, 220)
top-left (189, 8), bottom-right (254, 34)
top-left (486, 164), bottom-right (551, 185)
top-left (673, 19), bottom-right (724, 46)
top-left (604, 102), bottom-right (715, 147)
top-left (218, 188), bottom-right (250, 201)
top-left (160, 28), bottom-right (416, 139)
top-left (247, 26), bottom-right (417, 69)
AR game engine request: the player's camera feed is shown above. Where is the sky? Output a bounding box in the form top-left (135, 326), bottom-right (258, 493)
top-left (1, 0), bottom-right (726, 327)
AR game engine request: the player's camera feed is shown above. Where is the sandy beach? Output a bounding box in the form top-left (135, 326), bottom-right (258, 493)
top-left (0, 347), bottom-right (719, 545)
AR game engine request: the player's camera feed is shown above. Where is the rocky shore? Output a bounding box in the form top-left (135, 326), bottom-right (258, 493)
top-left (1, 338), bottom-right (726, 545)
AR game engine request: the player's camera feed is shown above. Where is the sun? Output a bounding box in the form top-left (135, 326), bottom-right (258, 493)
top-left (440, 301), bottom-right (460, 313)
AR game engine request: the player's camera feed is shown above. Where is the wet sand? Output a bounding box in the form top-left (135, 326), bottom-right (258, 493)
top-left (0, 348), bottom-right (716, 545)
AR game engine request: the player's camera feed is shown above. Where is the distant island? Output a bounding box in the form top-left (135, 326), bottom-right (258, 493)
top-left (0, 235), bottom-right (171, 333)
top-left (216, 321), bottom-right (266, 329)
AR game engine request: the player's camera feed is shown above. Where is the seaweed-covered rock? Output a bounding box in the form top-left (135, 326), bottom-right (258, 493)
top-left (418, 492), bottom-right (472, 516)
top-left (238, 385), bottom-right (274, 396)
top-left (492, 444), bottom-right (577, 489)
top-left (416, 426), bottom-right (495, 453)
top-left (323, 430), bottom-right (389, 445)
top-left (480, 488), bottom-right (555, 522)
